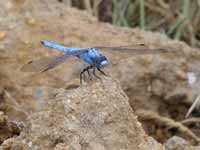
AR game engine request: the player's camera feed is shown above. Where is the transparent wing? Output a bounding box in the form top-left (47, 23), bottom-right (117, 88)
top-left (94, 44), bottom-right (169, 54)
top-left (21, 53), bottom-right (71, 73)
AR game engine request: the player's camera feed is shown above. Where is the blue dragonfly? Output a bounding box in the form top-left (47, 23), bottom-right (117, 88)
top-left (21, 40), bottom-right (168, 83)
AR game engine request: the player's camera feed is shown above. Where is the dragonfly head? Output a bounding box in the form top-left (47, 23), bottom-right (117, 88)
top-left (96, 55), bottom-right (107, 68)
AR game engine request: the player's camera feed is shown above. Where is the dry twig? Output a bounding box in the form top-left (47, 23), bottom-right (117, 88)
top-left (181, 117), bottom-right (200, 125)
top-left (137, 110), bottom-right (200, 143)
top-left (185, 94), bottom-right (200, 118)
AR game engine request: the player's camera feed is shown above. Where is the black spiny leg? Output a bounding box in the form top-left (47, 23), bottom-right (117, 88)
top-left (93, 67), bottom-right (101, 81)
top-left (80, 66), bottom-right (108, 84)
top-left (97, 68), bottom-right (108, 76)
top-left (80, 65), bottom-right (93, 84)
top-left (80, 69), bottom-right (85, 84)
top-left (87, 66), bottom-right (94, 81)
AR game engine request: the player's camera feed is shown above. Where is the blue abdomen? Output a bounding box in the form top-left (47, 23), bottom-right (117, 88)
top-left (41, 40), bottom-right (83, 54)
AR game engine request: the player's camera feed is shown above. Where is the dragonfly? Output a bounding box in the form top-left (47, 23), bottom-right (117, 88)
top-left (21, 40), bottom-right (169, 83)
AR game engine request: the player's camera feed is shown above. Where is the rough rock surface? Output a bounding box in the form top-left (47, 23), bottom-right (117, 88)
top-left (0, 0), bottom-right (200, 147)
top-left (0, 78), bottom-right (165, 150)
top-left (165, 136), bottom-right (200, 150)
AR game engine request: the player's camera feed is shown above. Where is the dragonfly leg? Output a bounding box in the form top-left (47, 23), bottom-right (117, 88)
top-left (97, 68), bottom-right (108, 76)
top-left (87, 66), bottom-right (93, 81)
top-left (83, 71), bottom-right (87, 82)
top-left (93, 68), bottom-right (101, 81)
top-left (80, 65), bottom-right (94, 84)
top-left (80, 67), bottom-right (87, 84)
top-left (80, 71), bottom-right (84, 84)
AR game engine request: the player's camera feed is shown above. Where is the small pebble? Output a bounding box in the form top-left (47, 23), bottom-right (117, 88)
top-left (175, 69), bottom-right (186, 80)
top-left (28, 141), bottom-right (32, 147)
top-left (187, 72), bottom-right (196, 86)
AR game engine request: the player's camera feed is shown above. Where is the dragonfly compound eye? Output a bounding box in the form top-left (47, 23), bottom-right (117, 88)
top-left (99, 56), bottom-right (107, 67)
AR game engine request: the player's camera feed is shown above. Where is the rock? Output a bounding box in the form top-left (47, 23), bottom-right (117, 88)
top-left (0, 87), bottom-right (27, 122)
top-left (1, 0), bottom-right (200, 115)
top-left (0, 0), bottom-right (200, 146)
top-left (0, 111), bottom-right (22, 144)
top-left (0, 78), bottom-right (165, 150)
top-left (165, 136), bottom-right (199, 150)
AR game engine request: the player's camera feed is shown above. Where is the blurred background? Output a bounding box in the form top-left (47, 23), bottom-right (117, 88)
top-left (61, 0), bottom-right (200, 47)
top-left (0, 0), bottom-right (200, 148)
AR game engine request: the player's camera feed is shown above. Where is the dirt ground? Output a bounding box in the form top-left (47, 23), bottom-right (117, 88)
top-left (0, 0), bottom-right (200, 149)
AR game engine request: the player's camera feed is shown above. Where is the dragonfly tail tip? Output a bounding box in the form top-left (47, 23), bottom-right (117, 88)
top-left (40, 40), bottom-right (46, 45)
